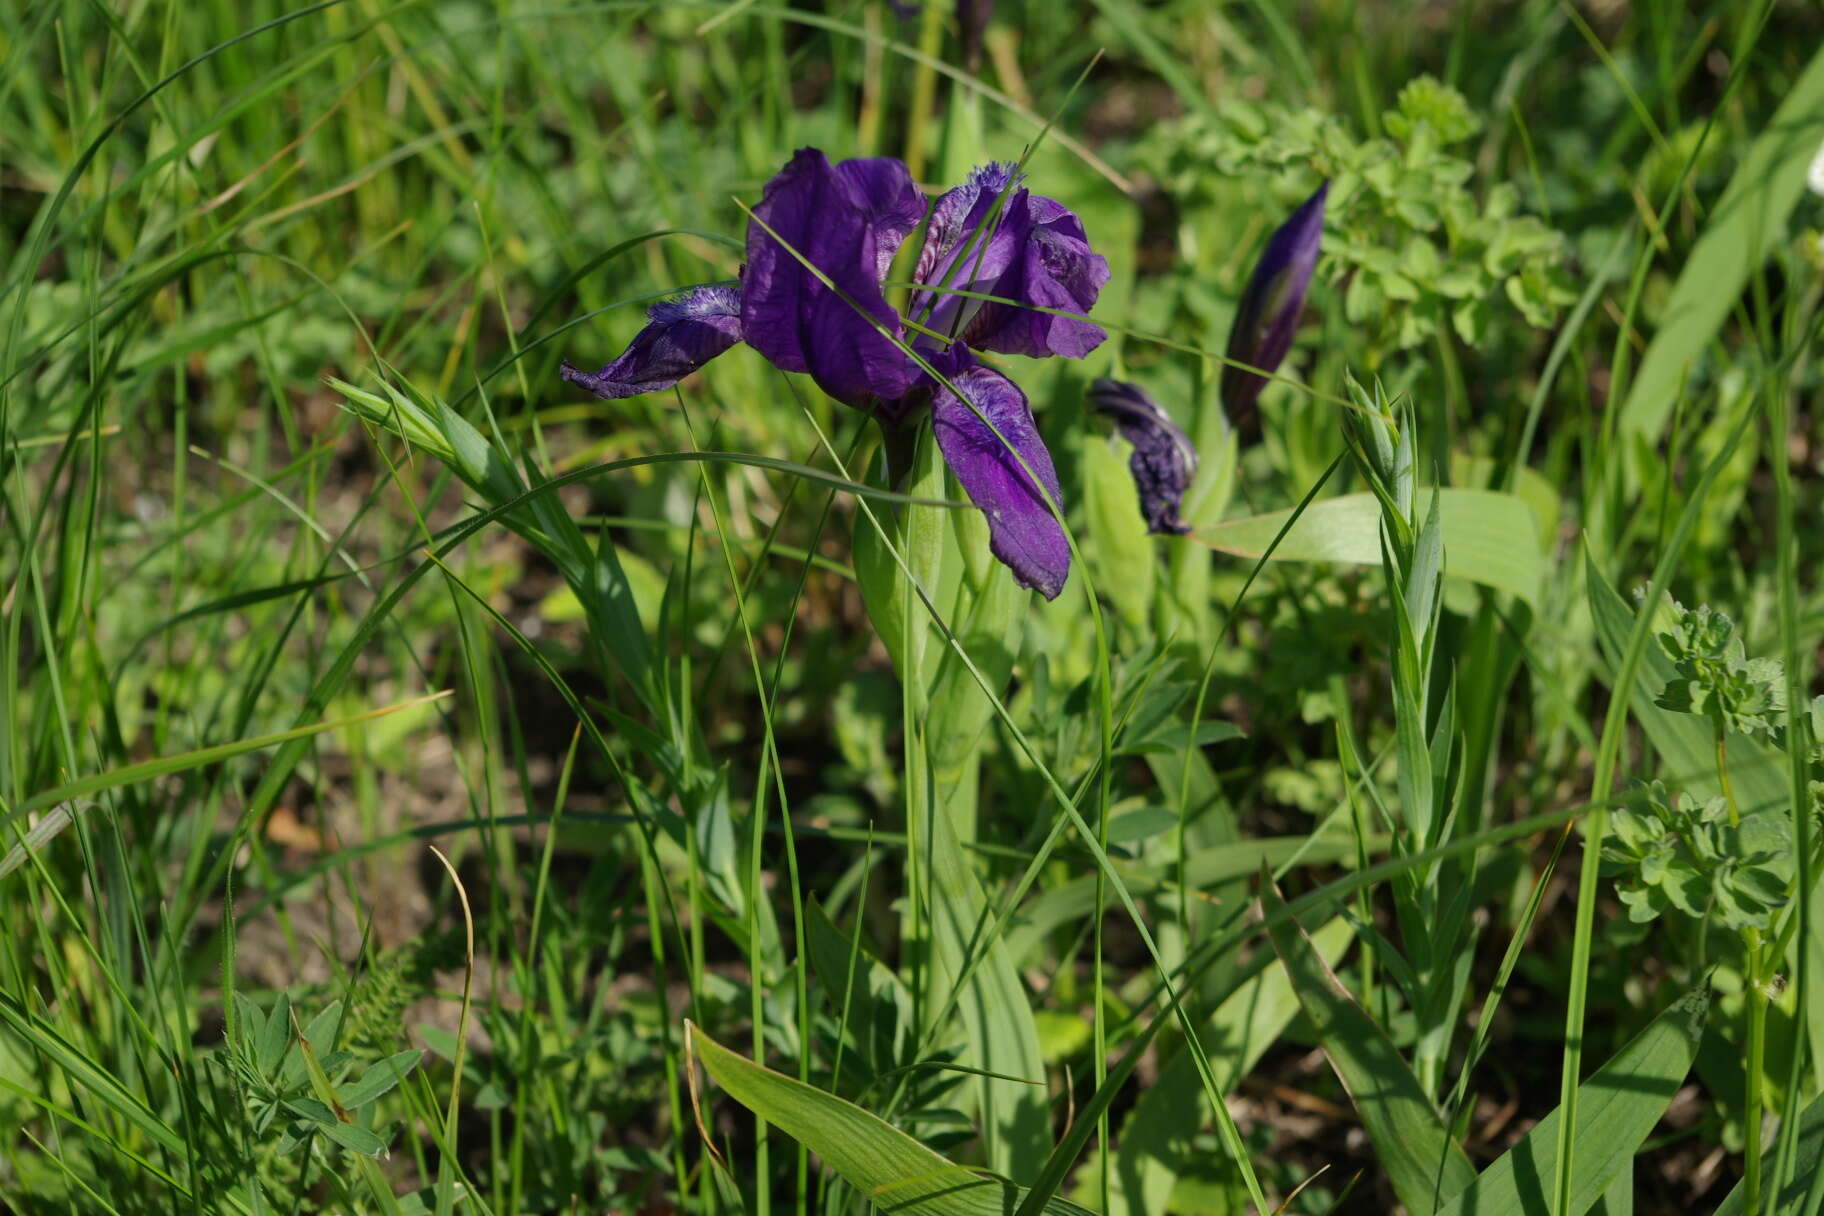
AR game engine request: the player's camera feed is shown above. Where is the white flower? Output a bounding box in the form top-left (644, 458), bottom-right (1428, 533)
top-left (1809, 139), bottom-right (1824, 197)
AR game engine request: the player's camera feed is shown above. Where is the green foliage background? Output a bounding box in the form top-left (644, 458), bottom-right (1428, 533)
top-left (3, 1), bottom-right (1824, 1213)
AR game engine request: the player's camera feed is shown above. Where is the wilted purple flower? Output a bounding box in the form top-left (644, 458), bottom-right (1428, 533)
top-left (1087, 379), bottom-right (1197, 535)
top-left (561, 148), bottom-right (1109, 600)
top-left (1220, 182), bottom-right (1327, 422)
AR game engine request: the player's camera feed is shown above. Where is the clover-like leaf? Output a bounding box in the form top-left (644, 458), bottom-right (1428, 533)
top-left (1384, 76), bottom-right (1481, 145)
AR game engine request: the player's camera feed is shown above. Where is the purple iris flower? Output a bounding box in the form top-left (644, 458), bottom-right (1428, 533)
top-left (1221, 181), bottom-right (1327, 422)
top-left (1087, 379), bottom-right (1198, 535)
top-left (561, 148), bottom-right (1110, 600)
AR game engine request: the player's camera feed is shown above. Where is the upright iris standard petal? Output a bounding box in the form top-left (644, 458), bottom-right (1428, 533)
top-left (1221, 181), bottom-right (1327, 420)
top-left (909, 163), bottom-right (1031, 345)
top-left (741, 148), bottom-right (928, 406)
top-left (929, 361), bottom-right (1070, 599)
top-left (560, 284), bottom-right (743, 400)
top-left (1087, 378), bottom-right (1198, 535)
top-left (966, 193), bottom-right (1111, 360)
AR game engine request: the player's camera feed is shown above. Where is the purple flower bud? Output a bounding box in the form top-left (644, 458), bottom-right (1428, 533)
top-left (958, 0), bottom-right (993, 70)
top-left (1221, 181), bottom-right (1327, 422)
top-left (1087, 378), bottom-right (1197, 535)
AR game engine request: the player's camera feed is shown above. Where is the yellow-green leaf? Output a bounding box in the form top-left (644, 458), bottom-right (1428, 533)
top-left (1198, 488), bottom-right (1543, 605)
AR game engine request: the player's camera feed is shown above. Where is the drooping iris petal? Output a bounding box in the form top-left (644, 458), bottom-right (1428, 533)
top-left (965, 193), bottom-right (1111, 360)
top-left (929, 360), bottom-right (1070, 599)
top-left (1086, 378), bottom-right (1198, 535)
top-left (1222, 181), bottom-right (1327, 421)
top-left (559, 283), bottom-right (743, 400)
top-left (741, 148), bottom-right (927, 406)
top-left (909, 163), bottom-right (1030, 346)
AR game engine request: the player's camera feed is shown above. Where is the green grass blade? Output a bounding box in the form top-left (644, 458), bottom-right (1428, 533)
top-left (0, 994), bottom-right (186, 1157)
top-left (919, 779), bottom-right (1050, 1176)
top-left (1710, 1088), bottom-right (1824, 1215)
top-left (1103, 918), bottom-right (1355, 1216)
top-left (6, 689), bottom-right (449, 825)
top-left (1615, 41), bottom-right (1824, 448)
top-left (1260, 871), bottom-right (1476, 1216)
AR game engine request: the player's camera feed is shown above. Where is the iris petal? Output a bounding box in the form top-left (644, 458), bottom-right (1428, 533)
top-left (909, 163), bottom-right (1030, 346)
top-left (1222, 181), bottom-right (1327, 421)
top-left (741, 148), bottom-right (927, 406)
top-left (1087, 378), bottom-right (1198, 535)
top-left (966, 193), bottom-right (1110, 360)
top-left (929, 360), bottom-right (1070, 599)
top-left (559, 283), bottom-right (743, 400)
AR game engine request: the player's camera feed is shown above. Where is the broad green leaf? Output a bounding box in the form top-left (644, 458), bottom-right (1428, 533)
top-left (1451, 454), bottom-right (1560, 542)
top-left (1617, 42), bottom-right (1824, 448)
top-left (1435, 988), bottom-right (1707, 1216)
top-left (433, 399), bottom-right (521, 503)
top-left (1585, 557), bottom-right (1786, 813)
top-left (1099, 918), bottom-right (1354, 1216)
top-left (232, 993), bottom-right (268, 1065)
top-left (926, 554), bottom-right (1023, 791)
top-left (687, 1023), bottom-right (1093, 1215)
top-left (1261, 874), bottom-right (1476, 1215)
top-left (1082, 434), bottom-right (1157, 630)
top-left (1595, 1171), bottom-right (1632, 1216)
top-left (1197, 488), bottom-right (1543, 605)
top-left (919, 768), bottom-right (1050, 1176)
